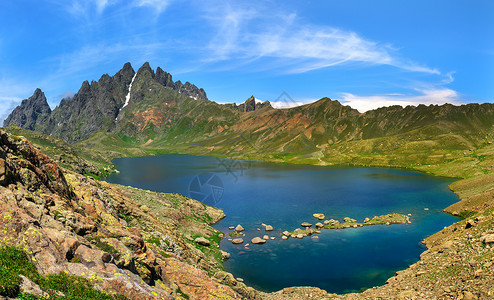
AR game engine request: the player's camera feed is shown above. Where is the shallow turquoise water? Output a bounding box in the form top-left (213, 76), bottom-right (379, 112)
top-left (106, 154), bottom-right (459, 294)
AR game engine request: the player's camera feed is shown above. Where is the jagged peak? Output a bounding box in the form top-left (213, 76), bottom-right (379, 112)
top-left (3, 88), bottom-right (51, 129)
top-left (24, 88), bottom-right (49, 107)
top-left (156, 66), bottom-right (174, 87)
top-left (122, 62), bottom-right (133, 73)
top-left (137, 62), bottom-right (154, 78)
top-left (32, 88), bottom-right (44, 98)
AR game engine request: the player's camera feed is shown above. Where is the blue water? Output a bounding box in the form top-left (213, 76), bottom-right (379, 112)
top-left (105, 154), bottom-right (459, 294)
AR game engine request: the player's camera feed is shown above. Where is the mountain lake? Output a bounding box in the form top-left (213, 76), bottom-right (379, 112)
top-left (105, 154), bottom-right (459, 294)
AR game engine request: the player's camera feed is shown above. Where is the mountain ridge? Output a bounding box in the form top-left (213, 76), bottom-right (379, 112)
top-left (5, 63), bottom-right (494, 179)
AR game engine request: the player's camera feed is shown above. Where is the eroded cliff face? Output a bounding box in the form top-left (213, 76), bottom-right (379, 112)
top-left (0, 129), bottom-right (258, 299)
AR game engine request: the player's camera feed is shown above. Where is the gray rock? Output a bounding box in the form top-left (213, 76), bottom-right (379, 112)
top-left (480, 234), bottom-right (494, 244)
top-left (251, 237), bottom-right (266, 244)
top-left (194, 237), bottom-right (210, 246)
top-left (19, 275), bottom-right (49, 298)
top-left (221, 250), bottom-right (231, 261)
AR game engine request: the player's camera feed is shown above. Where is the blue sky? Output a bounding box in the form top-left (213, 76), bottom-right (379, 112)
top-left (0, 1), bottom-right (493, 122)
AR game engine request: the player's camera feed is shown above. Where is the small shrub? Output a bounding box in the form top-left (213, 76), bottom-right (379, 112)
top-left (0, 267), bottom-right (21, 297)
top-left (146, 236), bottom-right (162, 247)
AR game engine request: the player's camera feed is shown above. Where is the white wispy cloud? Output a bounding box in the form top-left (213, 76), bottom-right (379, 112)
top-left (134, 0), bottom-right (171, 14)
top-left (0, 78), bottom-right (49, 124)
top-left (270, 101), bottom-right (306, 109)
top-left (340, 88), bottom-right (460, 113)
top-left (49, 0), bottom-right (114, 16)
top-left (202, 4), bottom-right (440, 75)
top-left (0, 97), bottom-right (23, 125)
top-left (43, 42), bottom-right (166, 79)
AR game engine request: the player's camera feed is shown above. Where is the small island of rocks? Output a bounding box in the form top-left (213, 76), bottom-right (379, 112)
top-left (284, 213), bottom-right (411, 239)
top-left (227, 213), bottom-right (411, 245)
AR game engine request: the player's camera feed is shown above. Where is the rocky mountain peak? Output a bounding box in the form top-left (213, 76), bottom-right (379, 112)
top-left (3, 88), bottom-right (52, 130)
top-left (155, 66), bottom-right (174, 88)
top-left (224, 96), bottom-right (272, 112)
top-left (114, 62), bottom-right (135, 83)
top-left (137, 62), bottom-right (155, 78)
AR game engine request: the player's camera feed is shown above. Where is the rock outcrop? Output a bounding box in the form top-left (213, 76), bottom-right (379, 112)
top-left (0, 129), bottom-right (256, 299)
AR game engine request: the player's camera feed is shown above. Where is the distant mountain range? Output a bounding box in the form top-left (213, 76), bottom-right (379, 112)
top-left (4, 62), bottom-right (494, 173)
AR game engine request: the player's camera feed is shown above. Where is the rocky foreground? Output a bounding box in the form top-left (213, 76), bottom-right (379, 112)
top-left (0, 130), bottom-right (258, 299)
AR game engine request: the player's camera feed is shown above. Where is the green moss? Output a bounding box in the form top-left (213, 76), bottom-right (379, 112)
top-left (457, 210), bottom-right (477, 219)
top-left (228, 232), bottom-right (243, 237)
top-left (39, 273), bottom-right (128, 299)
top-left (86, 236), bottom-right (118, 254)
top-left (85, 172), bottom-right (100, 180)
top-left (146, 236), bottom-right (162, 247)
top-left (52, 210), bottom-right (64, 221)
top-left (175, 284), bottom-right (190, 299)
